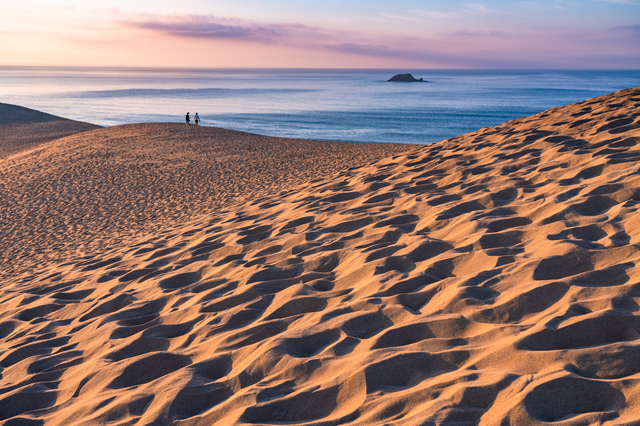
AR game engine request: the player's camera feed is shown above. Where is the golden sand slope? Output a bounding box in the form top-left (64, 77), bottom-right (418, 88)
top-left (0, 103), bottom-right (100, 157)
top-left (0, 124), bottom-right (411, 279)
top-left (1, 87), bottom-right (640, 425)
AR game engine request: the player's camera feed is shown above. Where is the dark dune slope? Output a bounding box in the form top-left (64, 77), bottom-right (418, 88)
top-left (0, 103), bottom-right (100, 157)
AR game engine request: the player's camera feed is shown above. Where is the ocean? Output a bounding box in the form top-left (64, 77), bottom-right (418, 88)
top-left (1, 67), bottom-right (639, 145)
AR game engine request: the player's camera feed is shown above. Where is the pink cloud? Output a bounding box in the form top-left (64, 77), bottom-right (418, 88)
top-left (120, 13), bottom-right (316, 43)
top-left (463, 4), bottom-right (507, 14)
top-left (108, 11), bottom-right (640, 68)
top-left (412, 10), bottom-right (460, 19)
top-left (451, 29), bottom-right (506, 37)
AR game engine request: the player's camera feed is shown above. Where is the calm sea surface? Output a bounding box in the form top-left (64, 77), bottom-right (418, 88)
top-left (1, 67), bottom-right (639, 144)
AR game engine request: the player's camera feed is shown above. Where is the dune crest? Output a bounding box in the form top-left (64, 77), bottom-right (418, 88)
top-left (1, 87), bottom-right (640, 424)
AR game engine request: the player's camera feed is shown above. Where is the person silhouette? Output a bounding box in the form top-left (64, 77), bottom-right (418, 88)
top-left (186, 112), bottom-right (190, 125)
top-left (194, 113), bottom-right (200, 125)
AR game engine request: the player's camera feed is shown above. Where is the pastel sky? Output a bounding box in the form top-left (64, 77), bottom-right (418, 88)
top-left (1, 0), bottom-right (639, 68)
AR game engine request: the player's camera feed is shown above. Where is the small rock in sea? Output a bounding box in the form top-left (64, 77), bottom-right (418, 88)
top-left (388, 73), bottom-right (425, 82)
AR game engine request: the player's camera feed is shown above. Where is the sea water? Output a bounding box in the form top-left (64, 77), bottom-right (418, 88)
top-left (1, 67), bottom-right (639, 145)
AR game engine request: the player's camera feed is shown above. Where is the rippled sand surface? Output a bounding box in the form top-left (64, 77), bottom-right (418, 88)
top-left (0, 121), bottom-right (410, 279)
top-left (1, 87), bottom-right (640, 425)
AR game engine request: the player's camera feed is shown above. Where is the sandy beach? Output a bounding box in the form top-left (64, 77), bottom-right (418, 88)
top-left (1, 87), bottom-right (640, 425)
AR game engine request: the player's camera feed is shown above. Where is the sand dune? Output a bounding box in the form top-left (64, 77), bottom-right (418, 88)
top-left (0, 103), bottom-right (100, 157)
top-left (0, 124), bottom-right (411, 279)
top-left (1, 87), bottom-right (640, 425)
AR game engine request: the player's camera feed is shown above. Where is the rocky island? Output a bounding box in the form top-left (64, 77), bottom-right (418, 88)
top-left (388, 73), bottom-right (425, 82)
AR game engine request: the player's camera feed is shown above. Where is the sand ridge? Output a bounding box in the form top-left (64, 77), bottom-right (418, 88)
top-left (1, 87), bottom-right (640, 424)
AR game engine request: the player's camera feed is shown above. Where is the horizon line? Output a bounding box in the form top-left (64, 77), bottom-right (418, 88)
top-left (2, 65), bottom-right (640, 71)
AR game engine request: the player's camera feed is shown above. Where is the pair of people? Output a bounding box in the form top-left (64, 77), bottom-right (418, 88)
top-left (185, 112), bottom-right (200, 125)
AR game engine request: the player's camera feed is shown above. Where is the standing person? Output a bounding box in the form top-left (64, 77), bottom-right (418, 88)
top-left (186, 112), bottom-right (190, 125)
top-left (194, 112), bottom-right (200, 126)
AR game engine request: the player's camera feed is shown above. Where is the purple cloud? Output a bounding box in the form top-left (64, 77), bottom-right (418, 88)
top-left (451, 29), bottom-right (506, 37)
top-left (322, 42), bottom-right (528, 68)
top-left (463, 4), bottom-right (506, 14)
top-left (324, 42), bottom-right (410, 58)
top-left (115, 11), bottom-right (640, 69)
top-left (130, 21), bottom-right (270, 39)
top-left (611, 24), bottom-right (640, 38)
top-left (121, 13), bottom-right (312, 42)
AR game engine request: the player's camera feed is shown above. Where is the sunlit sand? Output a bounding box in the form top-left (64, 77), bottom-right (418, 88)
top-left (1, 87), bottom-right (639, 424)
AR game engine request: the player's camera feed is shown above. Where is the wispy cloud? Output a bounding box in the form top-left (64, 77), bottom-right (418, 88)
top-left (6, 5), bottom-right (636, 69)
top-left (379, 13), bottom-right (425, 22)
top-left (610, 24), bottom-right (640, 38)
top-left (321, 40), bottom-right (556, 68)
top-left (322, 42), bottom-right (460, 66)
top-left (324, 42), bottom-right (409, 58)
top-left (463, 3), bottom-right (507, 14)
top-left (594, 0), bottom-right (638, 4)
top-left (412, 10), bottom-right (460, 19)
top-left (129, 21), bottom-right (271, 40)
top-left (451, 29), bottom-right (506, 37)
top-left (520, 1), bottom-right (566, 10)
top-left (120, 12), bottom-right (314, 42)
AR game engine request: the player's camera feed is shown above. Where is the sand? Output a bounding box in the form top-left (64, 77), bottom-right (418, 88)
top-left (0, 121), bottom-right (411, 280)
top-left (0, 87), bottom-right (639, 425)
top-left (0, 103), bottom-right (100, 157)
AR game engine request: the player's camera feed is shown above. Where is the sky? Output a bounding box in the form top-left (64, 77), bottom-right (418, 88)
top-left (1, 0), bottom-right (638, 68)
